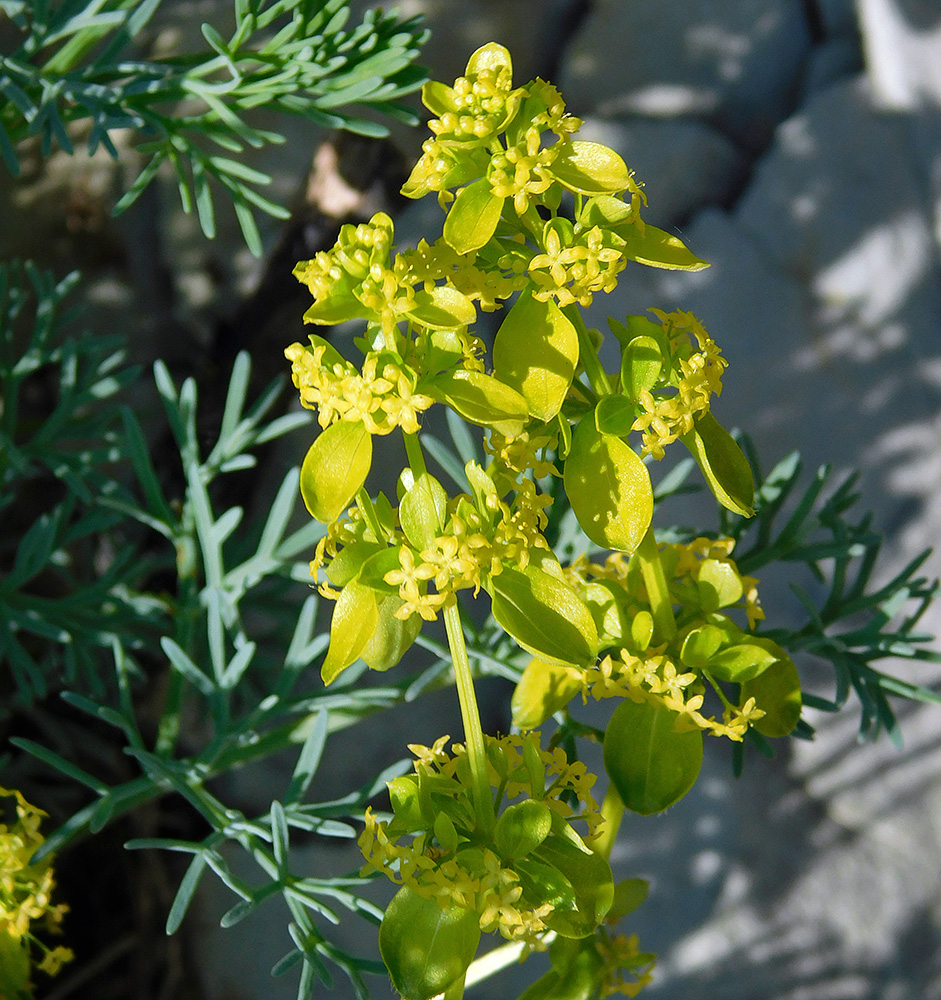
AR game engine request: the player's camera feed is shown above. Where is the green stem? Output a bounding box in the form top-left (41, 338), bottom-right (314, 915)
top-left (562, 303), bottom-right (613, 397)
top-left (443, 600), bottom-right (495, 834)
top-left (403, 431), bottom-right (427, 478)
top-left (635, 525), bottom-right (676, 642)
top-left (702, 669), bottom-right (735, 713)
top-left (594, 783), bottom-right (625, 862)
top-left (356, 487), bottom-right (384, 541)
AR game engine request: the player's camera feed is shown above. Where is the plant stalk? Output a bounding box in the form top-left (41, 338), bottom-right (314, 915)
top-left (563, 303), bottom-right (613, 397)
top-left (443, 600), bottom-right (495, 834)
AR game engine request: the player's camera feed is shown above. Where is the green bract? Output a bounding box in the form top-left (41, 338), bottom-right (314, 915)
top-left (379, 887), bottom-right (481, 1000)
top-left (603, 700), bottom-right (704, 815)
top-left (299, 420), bottom-right (372, 524)
top-left (493, 291), bottom-right (579, 422)
top-left (564, 419), bottom-right (653, 553)
top-left (490, 564), bottom-right (599, 668)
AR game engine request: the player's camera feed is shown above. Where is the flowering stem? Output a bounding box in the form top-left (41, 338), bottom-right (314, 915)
top-left (563, 303), bottom-right (613, 398)
top-left (403, 430), bottom-right (427, 478)
top-left (356, 487), bottom-right (384, 541)
top-left (635, 525), bottom-right (676, 642)
top-left (443, 599), bottom-right (495, 834)
top-left (702, 669), bottom-right (735, 712)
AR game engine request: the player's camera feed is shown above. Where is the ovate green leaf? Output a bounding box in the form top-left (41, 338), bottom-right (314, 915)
top-left (428, 369), bottom-right (529, 437)
top-left (443, 177), bottom-right (503, 254)
top-left (512, 658), bottom-right (584, 729)
top-left (696, 558), bottom-right (744, 611)
top-left (552, 141), bottom-right (631, 195)
top-left (399, 472), bottom-right (448, 550)
top-left (492, 290), bottom-right (578, 421)
top-left (680, 411), bottom-right (755, 517)
top-left (707, 641), bottom-right (778, 683)
top-left (495, 800), bottom-right (553, 860)
top-left (621, 224), bottom-right (710, 271)
top-left (379, 887), bottom-right (481, 1000)
top-left (361, 595), bottom-right (421, 672)
top-left (465, 41), bottom-right (513, 81)
top-left (608, 878), bottom-right (649, 921)
top-left (564, 418), bottom-right (653, 553)
top-left (300, 420), bottom-right (372, 523)
top-left (490, 564), bottom-right (598, 667)
top-left (594, 394), bottom-right (636, 437)
top-left (603, 699), bottom-right (703, 815)
top-left (534, 834), bottom-right (614, 938)
top-left (321, 580), bottom-right (379, 685)
top-left (620, 335), bottom-right (663, 403)
top-left (408, 284), bottom-right (477, 329)
top-left (740, 642), bottom-right (802, 736)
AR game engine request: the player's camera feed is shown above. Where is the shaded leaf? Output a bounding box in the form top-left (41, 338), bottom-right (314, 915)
top-left (603, 699), bottom-right (703, 815)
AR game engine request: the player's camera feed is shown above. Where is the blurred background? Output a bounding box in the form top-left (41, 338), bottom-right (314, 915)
top-left (3, 1), bottom-right (941, 998)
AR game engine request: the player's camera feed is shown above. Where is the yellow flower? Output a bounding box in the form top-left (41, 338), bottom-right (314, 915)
top-left (0, 788), bottom-right (72, 992)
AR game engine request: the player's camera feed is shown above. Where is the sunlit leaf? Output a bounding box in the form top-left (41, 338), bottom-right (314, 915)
top-left (492, 290), bottom-right (577, 422)
top-left (681, 411), bottom-right (754, 517)
top-left (552, 141), bottom-right (630, 195)
top-left (512, 658), bottom-right (584, 729)
top-left (490, 564), bottom-right (598, 668)
top-left (564, 418), bottom-right (652, 553)
top-left (621, 224), bottom-right (709, 271)
top-left (443, 178), bottom-right (503, 254)
top-left (321, 580), bottom-right (379, 685)
top-left (361, 595), bottom-right (421, 672)
top-left (300, 420), bottom-right (372, 523)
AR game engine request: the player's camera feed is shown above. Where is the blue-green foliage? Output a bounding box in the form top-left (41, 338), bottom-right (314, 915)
top-left (0, 0), bottom-right (429, 252)
top-left (0, 261), bottom-right (162, 700)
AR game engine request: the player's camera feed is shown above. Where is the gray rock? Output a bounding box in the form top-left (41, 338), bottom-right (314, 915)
top-left (732, 79), bottom-right (941, 572)
top-left (388, 0), bottom-right (568, 84)
top-left (577, 117), bottom-right (748, 226)
top-left (814, 0), bottom-right (861, 38)
top-left (558, 0), bottom-right (812, 148)
top-left (801, 37), bottom-right (864, 97)
top-left (858, 0), bottom-right (941, 109)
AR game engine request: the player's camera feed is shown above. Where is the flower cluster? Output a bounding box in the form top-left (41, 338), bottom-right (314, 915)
top-left (485, 427), bottom-right (559, 481)
top-left (382, 492), bottom-right (552, 622)
top-left (570, 536), bottom-right (763, 633)
top-left (359, 734), bottom-right (603, 946)
top-left (286, 341), bottom-right (434, 434)
top-left (584, 649), bottom-right (765, 741)
top-left (398, 238), bottom-right (525, 312)
top-left (309, 460), bottom-right (553, 625)
top-left (0, 788), bottom-right (72, 998)
top-left (556, 537), bottom-right (771, 740)
top-left (597, 932), bottom-right (656, 998)
top-left (631, 310), bottom-right (727, 460)
top-left (525, 223), bottom-right (627, 308)
top-left (663, 536), bottom-right (764, 630)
